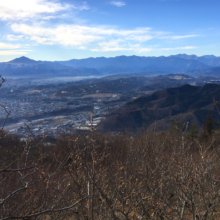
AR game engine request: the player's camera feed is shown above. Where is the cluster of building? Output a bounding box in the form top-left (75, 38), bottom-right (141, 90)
top-left (0, 98), bottom-right (68, 119)
top-left (1, 79), bottom-right (129, 137)
top-left (8, 113), bottom-right (107, 137)
top-left (3, 91), bottom-right (124, 137)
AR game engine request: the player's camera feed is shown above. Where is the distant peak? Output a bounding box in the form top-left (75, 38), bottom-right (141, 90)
top-left (9, 56), bottom-right (37, 64)
top-left (201, 55), bottom-right (217, 59)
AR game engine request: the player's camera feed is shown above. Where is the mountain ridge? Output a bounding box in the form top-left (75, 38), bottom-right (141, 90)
top-left (59, 55), bottom-right (211, 73)
top-left (98, 83), bottom-right (220, 132)
top-left (1, 54), bottom-right (220, 77)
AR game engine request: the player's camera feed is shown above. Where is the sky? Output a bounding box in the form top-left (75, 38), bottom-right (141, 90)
top-left (0, 0), bottom-right (219, 61)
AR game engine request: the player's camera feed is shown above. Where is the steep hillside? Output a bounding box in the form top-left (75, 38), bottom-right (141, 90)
top-left (98, 84), bottom-right (220, 132)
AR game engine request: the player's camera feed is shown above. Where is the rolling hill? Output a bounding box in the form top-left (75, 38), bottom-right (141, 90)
top-left (56, 77), bottom-right (150, 97)
top-left (98, 84), bottom-right (220, 132)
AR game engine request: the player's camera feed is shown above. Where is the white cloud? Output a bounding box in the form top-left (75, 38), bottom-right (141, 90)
top-left (110, 1), bottom-right (126, 7)
top-left (0, 51), bottom-right (27, 55)
top-left (92, 40), bottom-right (132, 51)
top-left (159, 46), bottom-right (197, 51)
top-left (19, 50), bottom-right (33, 52)
top-left (10, 23), bottom-right (197, 53)
top-left (11, 24), bottom-right (103, 46)
top-left (0, 0), bottom-right (88, 21)
top-left (6, 35), bottom-right (24, 41)
top-left (0, 43), bottom-right (20, 49)
top-left (92, 46), bottom-right (196, 53)
top-left (92, 39), bottom-right (143, 52)
top-left (171, 35), bottom-right (198, 39)
top-left (91, 47), bottom-right (130, 52)
top-left (129, 35), bottom-right (153, 42)
top-left (78, 46), bottom-right (87, 50)
top-left (138, 46), bottom-right (196, 53)
top-left (11, 24), bottom-right (154, 47)
top-left (138, 48), bottom-right (153, 53)
top-left (159, 35), bottom-right (198, 40)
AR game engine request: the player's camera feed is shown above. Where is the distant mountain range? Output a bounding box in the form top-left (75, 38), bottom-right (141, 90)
top-left (170, 54), bottom-right (220, 67)
top-left (0, 54), bottom-right (220, 77)
top-left (60, 55), bottom-right (211, 74)
top-left (0, 57), bottom-right (101, 77)
top-left (98, 84), bottom-right (220, 132)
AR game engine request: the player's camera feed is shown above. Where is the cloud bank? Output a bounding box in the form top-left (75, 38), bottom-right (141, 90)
top-left (10, 23), bottom-right (197, 52)
top-left (11, 24), bottom-right (154, 47)
top-left (0, 51), bottom-right (27, 55)
top-left (0, 43), bottom-right (20, 49)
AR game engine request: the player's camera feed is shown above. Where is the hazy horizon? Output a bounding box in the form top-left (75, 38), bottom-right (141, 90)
top-left (2, 53), bottom-right (220, 63)
top-left (0, 0), bottom-right (220, 62)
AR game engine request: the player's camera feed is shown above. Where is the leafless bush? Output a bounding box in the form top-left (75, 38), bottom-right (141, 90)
top-left (2, 121), bottom-right (220, 219)
top-left (1, 76), bottom-right (220, 219)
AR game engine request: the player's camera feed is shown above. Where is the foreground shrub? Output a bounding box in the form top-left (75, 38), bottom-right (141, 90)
top-left (1, 129), bottom-right (220, 219)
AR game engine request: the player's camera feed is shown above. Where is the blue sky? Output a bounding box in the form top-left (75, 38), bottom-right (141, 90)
top-left (0, 0), bottom-right (219, 61)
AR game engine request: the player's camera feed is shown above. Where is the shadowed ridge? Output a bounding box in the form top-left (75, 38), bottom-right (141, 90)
top-left (98, 84), bottom-right (220, 132)
top-left (129, 84), bottom-right (199, 107)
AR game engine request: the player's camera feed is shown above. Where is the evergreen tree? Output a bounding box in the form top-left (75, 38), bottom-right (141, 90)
top-left (204, 110), bottom-right (214, 136)
top-left (187, 124), bottom-right (198, 141)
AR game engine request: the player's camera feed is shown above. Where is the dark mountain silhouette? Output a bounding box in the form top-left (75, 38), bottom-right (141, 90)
top-left (98, 84), bottom-right (220, 132)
